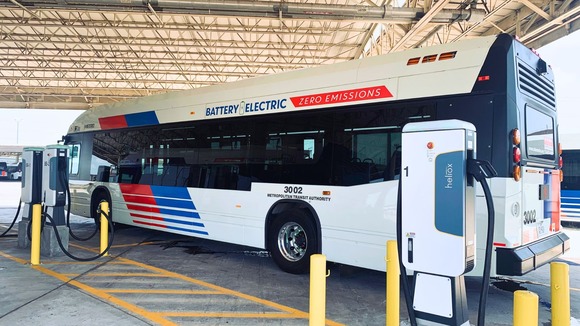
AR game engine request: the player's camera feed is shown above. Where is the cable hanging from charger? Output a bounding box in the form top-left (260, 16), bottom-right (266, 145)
top-left (467, 158), bottom-right (497, 326)
top-left (0, 200), bottom-right (22, 238)
top-left (42, 206), bottom-right (115, 262)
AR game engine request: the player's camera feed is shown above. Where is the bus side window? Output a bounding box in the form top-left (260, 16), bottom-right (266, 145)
top-left (385, 148), bottom-right (401, 181)
top-left (96, 166), bottom-right (110, 182)
top-left (69, 143), bottom-right (81, 175)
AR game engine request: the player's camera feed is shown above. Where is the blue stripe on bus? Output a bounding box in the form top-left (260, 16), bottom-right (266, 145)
top-left (125, 111), bottom-right (159, 127)
top-left (561, 198), bottom-right (580, 205)
top-left (151, 186), bottom-right (193, 200)
top-left (561, 197), bottom-right (580, 204)
top-left (159, 207), bottom-right (201, 219)
top-left (166, 225), bottom-right (208, 235)
top-left (561, 204), bottom-right (580, 209)
top-left (562, 189), bottom-right (580, 196)
top-left (155, 197), bottom-right (196, 210)
top-left (163, 217), bottom-right (204, 227)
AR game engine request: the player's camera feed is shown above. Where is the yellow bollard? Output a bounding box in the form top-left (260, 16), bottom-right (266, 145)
top-left (30, 203), bottom-right (42, 265)
top-left (513, 290), bottom-right (538, 326)
top-left (309, 254), bottom-right (327, 326)
top-left (386, 240), bottom-right (400, 326)
top-left (551, 262), bottom-right (570, 326)
top-left (100, 201), bottom-right (109, 257)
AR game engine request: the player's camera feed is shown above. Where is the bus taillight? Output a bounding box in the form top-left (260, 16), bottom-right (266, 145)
top-left (512, 128), bottom-right (521, 181)
top-left (513, 147), bottom-right (521, 163)
top-left (512, 128), bottom-right (521, 145)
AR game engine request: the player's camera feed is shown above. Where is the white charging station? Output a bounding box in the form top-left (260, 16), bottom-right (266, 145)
top-left (42, 144), bottom-right (69, 210)
top-left (22, 147), bottom-right (45, 205)
top-left (17, 147), bottom-right (45, 249)
top-left (401, 119), bottom-right (476, 326)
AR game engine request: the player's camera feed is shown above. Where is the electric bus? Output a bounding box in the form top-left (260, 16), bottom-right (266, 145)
top-left (65, 33), bottom-right (569, 276)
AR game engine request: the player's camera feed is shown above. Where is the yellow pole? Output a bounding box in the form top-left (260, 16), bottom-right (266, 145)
top-left (551, 262), bottom-right (570, 326)
top-left (513, 290), bottom-right (538, 326)
top-left (309, 254), bottom-right (326, 326)
top-left (386, 240), bottom-right (399, 326)
top-left (100, 201), bottom-right (109, 257)
top-left (30, 203), bottom-right (42, 265)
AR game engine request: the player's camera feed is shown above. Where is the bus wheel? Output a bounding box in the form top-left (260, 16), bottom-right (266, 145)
top-left (269, 209), bottom-right (318, 274)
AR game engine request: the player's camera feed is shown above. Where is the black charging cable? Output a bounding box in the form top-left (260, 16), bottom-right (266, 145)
top-left (0, 200), bottom-right (22, 238)
top-left (42, 206), bottom-right (115, 262)
top-left (62, 172), bottom-right (99, 241)
top-left (467, 159), bottom-right (497, 326)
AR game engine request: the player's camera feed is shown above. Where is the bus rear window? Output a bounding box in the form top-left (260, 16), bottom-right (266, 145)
top-left (525, 107), bottom-right (555, 160)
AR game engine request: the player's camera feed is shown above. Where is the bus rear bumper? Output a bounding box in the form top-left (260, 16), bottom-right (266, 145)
top-left (495, 232), bottom-right (570, 276)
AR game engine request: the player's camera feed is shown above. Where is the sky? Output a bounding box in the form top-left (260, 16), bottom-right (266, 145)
top-left (0, 31), bottom-right (578, 147)
top-left (535, 31), bottom-right (580, 140)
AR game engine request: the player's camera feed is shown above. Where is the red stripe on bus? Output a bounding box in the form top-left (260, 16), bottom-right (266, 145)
top-left (120, 184), bottom-right (155, 196)
top-left (550, 170), bottom-right (561, 231)
top-left (290, 86), bottom-right (393, 108)
top-left (99, 115), bottom-right (128, 129)
top-left (130, 213), bottom-right (163, 221)
top-left (122, 194), bottom-right (156, 205)
top-left (493, 242), bottom-right (506, 247)
top-left (134, 220), bottom-right (167, 229)
top-left (127, 204), bottom-right (161, 214)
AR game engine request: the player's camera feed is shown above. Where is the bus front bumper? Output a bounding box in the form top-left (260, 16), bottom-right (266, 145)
top-left (495, 232), bottom-right (570, 276)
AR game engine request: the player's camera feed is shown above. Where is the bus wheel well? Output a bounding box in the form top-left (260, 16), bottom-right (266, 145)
top-left (265, 201), bottom-right (322, 274)
top-left (90, 187), bottom-right (112, 223)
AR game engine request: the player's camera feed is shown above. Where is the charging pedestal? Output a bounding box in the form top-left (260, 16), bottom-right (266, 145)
top-left (40, 144), bottom-right (70, 257)
top-left (17, 147), bottom-right (45, 249)
top-left (401, 120), bottom-right (476, 326)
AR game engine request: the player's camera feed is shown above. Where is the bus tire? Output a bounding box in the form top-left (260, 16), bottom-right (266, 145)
top-left (91, 190), bottom-right (112, 226)
top-left (268, 209), bottom-right (319, 274)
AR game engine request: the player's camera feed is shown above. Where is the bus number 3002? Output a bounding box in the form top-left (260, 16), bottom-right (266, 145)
top-left (284, 186), bottom-right (303, 194)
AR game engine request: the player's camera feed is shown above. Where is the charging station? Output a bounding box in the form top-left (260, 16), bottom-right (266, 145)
top-left (40, 144), bottom-right (70, 256)
top-left (17, 147), bottom-right (44, 249)
top-left (401, 119), bottom-right (476, 326)
top-left (15, 144), bottom-right (114, 262)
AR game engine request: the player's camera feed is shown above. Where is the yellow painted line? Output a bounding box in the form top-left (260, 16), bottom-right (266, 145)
top-left (116, 256), bottom-right (346, 326)
top-left (0, 250), bottom-right (27, 264)
top-left (72, 244), bottom-right (345, 326)
top-left (102, 289), bottom-right (222, 295)
top-left (40, 261), bottom-right (101, 265)
top-left (5, 242), bottom-right (344, 326)
top-left (0, 250), bottom-right (177, 326)
top-left (159, 311), bottom-right (300, 319)
top-left (62, 272), bottom-right (171, 278)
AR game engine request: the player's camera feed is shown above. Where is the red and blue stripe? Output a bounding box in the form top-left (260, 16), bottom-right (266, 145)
top-left (119, 184), bottom-right (208, 235)
top-left (99, 111), bottom-right (159, 130)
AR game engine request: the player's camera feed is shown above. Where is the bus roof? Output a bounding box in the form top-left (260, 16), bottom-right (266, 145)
top-left (68, 34), bottom-right (501, 134)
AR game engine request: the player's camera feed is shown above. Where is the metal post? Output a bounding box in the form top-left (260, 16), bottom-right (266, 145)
top-left (386, 240), bottom-right (399, 326)
top-left (30, 203), bottom-right (42, 265)
top-left (309, 254), bottom-right (327, 326)
top-left (551, 262), bottom-right (570, 326)
top-left (513, 290), bottom-right (538, 326)
top-left (100, 201), bottom-right (109, 257)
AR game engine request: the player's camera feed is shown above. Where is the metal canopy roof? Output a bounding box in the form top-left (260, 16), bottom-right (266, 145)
top-left (0, 0), bottom-right (578, 111)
